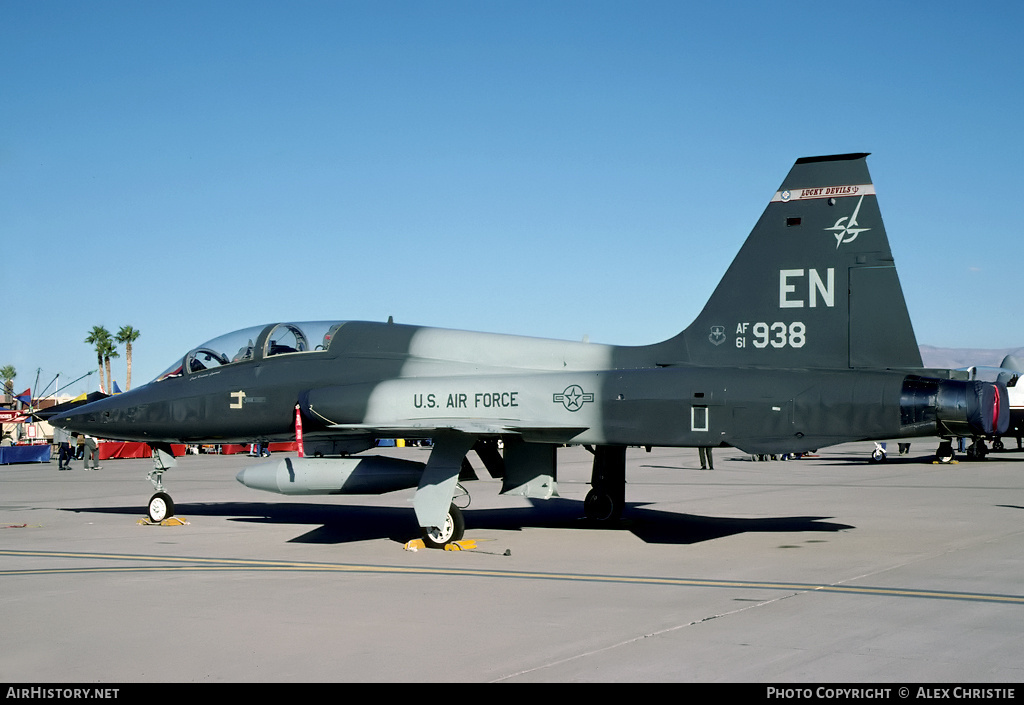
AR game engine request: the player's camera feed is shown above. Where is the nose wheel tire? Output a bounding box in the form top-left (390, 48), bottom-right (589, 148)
top-left (420, 504), bottom-right (465, 548)
top-left (148, 492), bottom-right (175, 523)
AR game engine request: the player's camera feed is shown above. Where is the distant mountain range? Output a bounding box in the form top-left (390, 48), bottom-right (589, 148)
top-left (919, 345), bottom-right (1024, 370)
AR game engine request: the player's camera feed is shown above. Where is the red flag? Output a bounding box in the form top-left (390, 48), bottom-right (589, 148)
top-left (294, 405), bottom-right (305, 458)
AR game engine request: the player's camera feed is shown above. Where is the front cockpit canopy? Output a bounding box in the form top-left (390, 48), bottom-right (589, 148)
top-left (155, 321), bottom-right (346, 383)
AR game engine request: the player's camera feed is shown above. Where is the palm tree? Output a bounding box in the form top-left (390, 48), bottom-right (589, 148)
top-left (1, 365), bottom-right (15, 405)
top-left (102, 338), bottom-right (119, 394)
top-left (116, 326), bottom-right (141, 390)
top-left (84, 326), bottom-right (112, 393)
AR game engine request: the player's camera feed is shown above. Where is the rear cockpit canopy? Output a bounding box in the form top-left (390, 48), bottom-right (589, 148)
top-left (155, 321), bottom-right (346, 383)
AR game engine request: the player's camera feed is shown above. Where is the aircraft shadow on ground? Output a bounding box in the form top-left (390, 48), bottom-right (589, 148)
top-left (63, 498), bottom-right (853, 546)
top-left (792, 453), bottom-right (1024, 467)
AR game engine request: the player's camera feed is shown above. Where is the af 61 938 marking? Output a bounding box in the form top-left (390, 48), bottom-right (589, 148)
top-left (735, 321), bottom-right (806, 349)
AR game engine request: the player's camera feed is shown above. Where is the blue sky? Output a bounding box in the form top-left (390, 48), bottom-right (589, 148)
top-left (2, 1), bottom-right (1022, 396)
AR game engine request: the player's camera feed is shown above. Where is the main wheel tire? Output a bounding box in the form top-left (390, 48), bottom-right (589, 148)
top-left (420, 504), bottom-right (465, 548)
top-left (148, 492), bottom-right (174, 523)
top-left (584, 488), bottom-right (621, 523)
top-left (935, 442), bottom-right (955, 464)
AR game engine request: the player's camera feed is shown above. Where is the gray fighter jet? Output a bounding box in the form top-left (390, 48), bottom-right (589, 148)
top-left (54, 153), bottom-right (1009, 547)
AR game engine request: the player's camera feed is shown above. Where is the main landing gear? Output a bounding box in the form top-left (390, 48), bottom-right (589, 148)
top-left (871, 437), bottom-right (1003, 464)
top-left (934, 437), bottom-right (990, 464)
top-left (420, 503), bottom-right (466, 549)
top-left (414, 432), bottom-right (477, 548)
top-left (935, 440), bottom-right (955, 464)
top-left (965, 439), bottom-right (989, 460)
top-left (584, 445), bottom-right (626, 523)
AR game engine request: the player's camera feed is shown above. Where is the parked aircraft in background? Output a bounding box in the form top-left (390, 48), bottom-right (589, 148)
top-left (967, 355), bottom-right (1023, 455)
top-left (53, 154), bottom-right (1009, 547)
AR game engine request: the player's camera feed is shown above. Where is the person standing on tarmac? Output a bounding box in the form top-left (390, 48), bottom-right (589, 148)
top-left (699, 446), bottom-right (714, 470)
top-left (83, 434), bottom-right (101, 470)
top-left (55, 427), bottom-right (72, 470)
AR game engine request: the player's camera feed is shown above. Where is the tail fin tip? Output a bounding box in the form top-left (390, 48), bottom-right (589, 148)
top-left (795, 152), bottom-right (871, 165)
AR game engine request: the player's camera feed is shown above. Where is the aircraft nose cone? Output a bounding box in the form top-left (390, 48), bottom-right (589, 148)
top-left (54, 410), bottom-right (98, 434)
top-left (49, 395), bottom-right (139, 440)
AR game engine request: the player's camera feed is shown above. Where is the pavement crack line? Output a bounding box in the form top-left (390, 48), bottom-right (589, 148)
top-left (835, 524), bottom-right (1024, 589)
top-left (490, 591), bottom-right (798, 682)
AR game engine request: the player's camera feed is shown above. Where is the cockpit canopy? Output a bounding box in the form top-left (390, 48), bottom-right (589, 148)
top-left (155, 321), bottom-right (346, 383)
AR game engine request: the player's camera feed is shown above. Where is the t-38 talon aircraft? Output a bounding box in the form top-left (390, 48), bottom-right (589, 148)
top-left (54, 153), bottom-right (1009, 547)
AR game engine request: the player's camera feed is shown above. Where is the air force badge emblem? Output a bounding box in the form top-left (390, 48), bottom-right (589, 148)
top-left (553, 385), bottom-right (595, 412)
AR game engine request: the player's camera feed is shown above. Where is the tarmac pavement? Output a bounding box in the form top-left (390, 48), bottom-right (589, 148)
top-left (2, 441), bottom-right (1023, 683)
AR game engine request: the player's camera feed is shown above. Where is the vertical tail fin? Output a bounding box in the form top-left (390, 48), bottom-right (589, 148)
top-left (653, 153), bottom-right (922, 370)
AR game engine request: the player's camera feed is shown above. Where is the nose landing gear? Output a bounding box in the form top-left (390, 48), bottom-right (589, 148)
top-left (146, 444), bottom-right (178, 523)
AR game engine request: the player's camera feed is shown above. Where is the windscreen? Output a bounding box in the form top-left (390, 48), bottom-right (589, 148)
top-left (153, 322), bottom-right (346, 382)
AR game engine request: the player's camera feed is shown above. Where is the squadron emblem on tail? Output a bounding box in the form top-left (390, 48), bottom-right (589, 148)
top-left (825, 194), bottom-right (871, 248)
